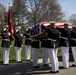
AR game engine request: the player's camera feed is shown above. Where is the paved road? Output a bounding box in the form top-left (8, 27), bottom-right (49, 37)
top-left (0, 54), bottom-right (76, 75)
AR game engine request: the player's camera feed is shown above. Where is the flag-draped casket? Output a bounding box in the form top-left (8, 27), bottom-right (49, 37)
top-left (32, 22), bottom-right (72, 39)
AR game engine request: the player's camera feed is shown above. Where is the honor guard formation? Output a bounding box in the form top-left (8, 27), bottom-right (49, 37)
top-left (0, 21), bottom-right (76, 74)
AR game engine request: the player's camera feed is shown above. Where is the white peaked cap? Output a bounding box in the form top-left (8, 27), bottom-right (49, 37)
top-left (64, 22), bottom-right (70, 25)
top-left (49, 21), bottom-right (55, 24)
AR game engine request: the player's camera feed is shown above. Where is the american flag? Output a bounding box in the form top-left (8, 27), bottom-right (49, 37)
top-left (31, 22), bottom-right (72, 36)
top-left (31, 22), bottom-right (50, 36)
top-left (32, 24), bottom-right (41, 36)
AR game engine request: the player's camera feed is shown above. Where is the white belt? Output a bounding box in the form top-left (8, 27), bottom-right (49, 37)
top-left (26, 38), bottom-right (31, 40)
top-left (71, 38), bottom-right (76, 41)
top-left (47, 38), bottom-right (56, 41)
top-left (61, 37), bottom-right (68, 40)
top-left (2, 39), bottom-right (10, 41)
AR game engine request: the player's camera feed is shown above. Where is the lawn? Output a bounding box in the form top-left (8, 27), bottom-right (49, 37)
top-left (0, 39), bottom-right (61, 65)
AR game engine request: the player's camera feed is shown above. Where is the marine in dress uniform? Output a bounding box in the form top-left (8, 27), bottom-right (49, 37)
top-left (0, 25), bottom-right (11, 66)
top-left (31, 37), bottom-right (40, 68)
top-left (41, 21), bottom-right (60, 73)
top-left (41, 37), bottom-right (49, 66)
top-left (59, 22), bottom-right (71, 69)
top-left (70, 25), bottom-right (76, 67)
top-left (24, 28), bottom-right (32, 61)
top-left (14, 26), bottom-right (23, 63)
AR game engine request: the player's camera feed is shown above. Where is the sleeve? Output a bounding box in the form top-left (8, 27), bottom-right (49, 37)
top-left (41, 25), bottom-right (50, 32)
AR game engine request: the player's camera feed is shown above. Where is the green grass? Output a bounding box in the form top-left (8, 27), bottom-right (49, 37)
top-left (0, 39), bottom-right (61, 64)
top-left (0, 39), bottom-right (43, 64)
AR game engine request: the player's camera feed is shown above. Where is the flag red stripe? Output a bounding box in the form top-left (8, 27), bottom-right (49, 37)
top-left (8, 6), bottom-right (14, 35)
top-left (41, 22), bottom-right (72, 28)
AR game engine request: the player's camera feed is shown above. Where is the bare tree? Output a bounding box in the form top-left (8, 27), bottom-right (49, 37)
top-left (0, 4), bottom-right (6, 23)
top-left (12, 0), bottom-right (26, 26)
top-left (69, 14), bottom-right (76, 25)
top-left (25, 0), bottom-right (63, 25)
top-left (0, 3), bottom-right (6, 30)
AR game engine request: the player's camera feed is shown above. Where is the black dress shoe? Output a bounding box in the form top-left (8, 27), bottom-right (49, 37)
top-left (49, 71), bottom-right (57, 73)
top-left (4, 64), bottom-right (9, 66)
top-left (61, 66), bottom-right (68, 69)
top-left (17, 61), bottom-right (23, 63)
top-left (56, 70), bottom-right (59, 73)
top-left (33, 66), bottom-right (39, 68)
top-left (72, 64), bottom-right (76, 67)
top-left (17, 62), bottom-right (20, 63)
top-left (26, 60), bottom-right (31, 61)
top-left (19, 61), bottom-right (23, 63)
top-left (49, 71), bottom-right (59, 73)
top-left (43, 64), bottom-right (49, 66)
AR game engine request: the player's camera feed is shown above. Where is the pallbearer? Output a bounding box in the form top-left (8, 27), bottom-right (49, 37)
top-left (41, 21), bottom-right (60, 73)
top-left (24, 28), bottom-right (32, 61)
top-left (41, 36), bottom-right (49, 66)
top-left (31, 38), bottom-right (40, 68)
top-left (59, 22), bottom-right (71, 69)
top-left (70, 25), bottom-right (76, 67)
top-left (31, 28), bottom-right (40, 68)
